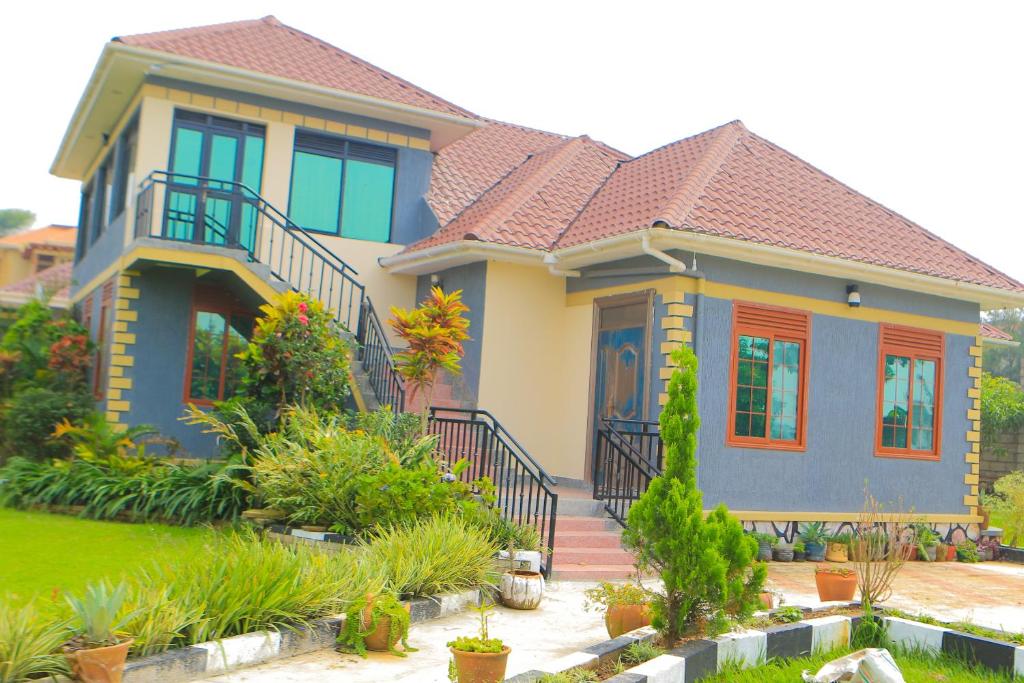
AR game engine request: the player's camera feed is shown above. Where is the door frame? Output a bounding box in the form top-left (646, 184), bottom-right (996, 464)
top-left (583, 289), bottom-right (655, 483)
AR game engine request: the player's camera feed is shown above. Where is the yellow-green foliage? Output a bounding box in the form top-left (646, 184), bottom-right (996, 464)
top-left (0, 603), bottom-right (70, 683)
top-left (991, 470), bottom-right (1024, 546)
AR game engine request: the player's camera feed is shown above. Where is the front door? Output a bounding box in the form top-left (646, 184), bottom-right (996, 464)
top-left (590, 295), bottom-right (651, 483)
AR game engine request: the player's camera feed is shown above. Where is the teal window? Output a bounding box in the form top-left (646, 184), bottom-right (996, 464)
top-left (288, 131), bottom-right (396, 242)
top-left (877, 325), bottom-right (943, 459)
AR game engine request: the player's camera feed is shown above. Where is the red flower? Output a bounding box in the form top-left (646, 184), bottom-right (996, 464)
top-left (297, 302), bottom-right (308, 314)
top-left (298, 314), bottom-right (309, 326)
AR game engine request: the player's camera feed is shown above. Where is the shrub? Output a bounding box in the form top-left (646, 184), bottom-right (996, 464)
top-left (980, 372), bottom-right (1024, 449)
top-left (361, 513), bottom-right (499, 596)
top-left (990, 470), bottom-right (1024, 546)
top-left (0, 602), bottom-right (70, 682)
top-left (583, 581), bottom-right (649, 611)
top-left (235, 292), bottom-right (351, 419)
top-left (0, 387), bottom-right (92, 461)
top-left (352, 460), bottom-right (484, 531)
top-left (956, 540), bottom-right (980, 563)
top-left (1, 301), bottom-right (90, 393)
top-left (622, 344), bottom-right (765, 644)
top-left (352, 407), bottom-right (432, 467)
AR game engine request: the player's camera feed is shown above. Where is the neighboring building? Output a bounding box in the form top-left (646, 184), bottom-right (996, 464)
top-left (53, 17), bottom-right (1024, 551)
top-left (0, 225), bottom-right (76, 289)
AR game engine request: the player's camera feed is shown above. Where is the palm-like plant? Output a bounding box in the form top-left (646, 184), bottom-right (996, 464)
top-left (65, 581), bottom-right (135, 647)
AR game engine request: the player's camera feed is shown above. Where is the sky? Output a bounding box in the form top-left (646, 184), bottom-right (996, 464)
top-left (3, 1), bottom-right (1023, 283)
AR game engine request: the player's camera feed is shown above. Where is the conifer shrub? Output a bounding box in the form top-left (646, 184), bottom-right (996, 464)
top-left (622, 343), bottom-right (766, 645)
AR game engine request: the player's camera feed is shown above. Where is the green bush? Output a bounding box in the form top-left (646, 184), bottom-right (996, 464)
top-left (0, 602), bottom-right (70, 682)
top-left (1, 300), bottom-right (90, 393)
top-left (0, 387), bottom-right (91, 461)
top-left (352, 460), bottom-right (484, 531)
top-left (980, 372), bottom-right (1024, 449)
top-left (989, 470), bottom-right (1024, 546)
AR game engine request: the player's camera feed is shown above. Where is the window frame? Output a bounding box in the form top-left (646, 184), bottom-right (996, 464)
top-left (287, 128), bottom-right (397, 242)
top-left (726, 301), bottom-right (811, 452)
top-left (182, 288), bottom-right (254, 406)
top-left (874, 324), bottom-right (944, 461)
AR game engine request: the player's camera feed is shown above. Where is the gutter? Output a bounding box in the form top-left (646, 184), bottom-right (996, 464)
top-left (542, 253), bottom-right (580, 278)
top-left (641, 232), bottom-right (686, 273)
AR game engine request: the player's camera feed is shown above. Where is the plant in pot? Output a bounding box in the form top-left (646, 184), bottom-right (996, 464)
top-left (448, 599), bottom-right (509, 683)
top-left (63, 581), bottom-right (136, 683)
top-left (799, 521), bottom-right (828, 562)
top-left (913, 524), bottom-right (939, 562)
top-left (825, 532), bottom-right (852, 563)
top-left (956, 539), bottom-right (980, 563)
top-left (751, 532), bottom-right (778, 561)
top-left (793, 540), bottom-right (807, 561)
top-left (583, 581), bottom-right (651, 638)
top-left (337, 592), bottom-right (414, 657)
top-left (773, 542), bottom-right (794, 562)
top-left (814, 565), bottom-right (858, 602)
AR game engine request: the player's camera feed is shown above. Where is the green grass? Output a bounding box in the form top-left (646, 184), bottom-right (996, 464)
top-left (0, 508), bottom-right (213, 607)
top-left (703, 648), bottom-right (1013, 682)
top-left (988, 511), bottom-right (1020, 547)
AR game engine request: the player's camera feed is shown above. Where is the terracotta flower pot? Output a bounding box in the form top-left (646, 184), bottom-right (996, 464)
top-left (815, 571), bottom-right (858, 602)
top-left (946, 544), bottom-right (958, 561)
top-left (900, 544), bottom-right (917, 561)
top-left (450, 645), bottom-right (510, 683)
top-left (65, 638), bottom-right (133, 683)
top-left (760, 591), bottom-right (774, 609)
top-left (499, 570), bottom-right (544, 610)
top-left (361, 603), bottom-right (410, 652)
top-left (825, 542), bottom-right (849, 563)
top-left (605, 603), bottom-right (651, 638)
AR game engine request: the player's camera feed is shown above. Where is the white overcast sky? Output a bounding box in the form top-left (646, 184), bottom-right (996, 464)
top-left (3, 1), bottom-right (1023, 283)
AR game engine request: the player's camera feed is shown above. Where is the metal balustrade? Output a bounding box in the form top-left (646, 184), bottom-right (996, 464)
top-left (593, 419), bottom-right (663, 526)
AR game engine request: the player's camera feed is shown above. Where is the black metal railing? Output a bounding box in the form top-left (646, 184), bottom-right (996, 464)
top-left (593, 419), bottom-right (662, 526)
top-left (428, 407), bottom-right (559, 577)
top-left (356, 298), bottom-right (405, 413)
top-left (134, 171), bottom-right (405, 412)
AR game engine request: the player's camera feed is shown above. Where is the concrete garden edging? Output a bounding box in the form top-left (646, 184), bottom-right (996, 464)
top-left (505, 603), bottom-right (1024, 681)
top-left (116, 589), bottom-right (480, 683)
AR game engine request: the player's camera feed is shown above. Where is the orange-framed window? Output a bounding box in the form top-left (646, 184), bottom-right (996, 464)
top-left (93, 281), bottom-right (113, 400)
top-left (183, 288), bottom-right (254, 405)
top-left (727, 302), bottom-right (811, 451)
top-left (875, 324), bottom-right (944, 460)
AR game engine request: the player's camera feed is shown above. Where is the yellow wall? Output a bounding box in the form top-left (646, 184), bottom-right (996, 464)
top-left (0, 247), bottom-right (74, 289)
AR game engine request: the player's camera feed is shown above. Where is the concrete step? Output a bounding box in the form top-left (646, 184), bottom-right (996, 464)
top-left (550, 564), bottom-right (636, 581)
top-left (553, 530), bottom-right (624, 549)
top-left (556, 497), bottom-right (607, 516)
top-left (554, 516), bottom-right (621, 532)
top-left (554, 547), bottom-right (636, 565)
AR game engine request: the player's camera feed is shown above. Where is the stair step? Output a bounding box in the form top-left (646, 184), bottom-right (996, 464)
top-left (556, 498), bottom-right (608, 516)
top-left (553, 531), bottom-right (623, 549)
top-left (555, 516), bottom-right (621, 532)
top-left (554, 547), bottom-right (635, 565)
top-left (550, 564), bottom-right (636, 581)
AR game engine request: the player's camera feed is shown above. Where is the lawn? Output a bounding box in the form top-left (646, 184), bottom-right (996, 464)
top-left (703, 648), bottom-right (1013, 682)
top-left (0, 508), bottom-right (214, 607)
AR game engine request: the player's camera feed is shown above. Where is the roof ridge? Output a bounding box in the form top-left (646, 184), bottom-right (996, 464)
top-left (113, 16), bottom-right (269, 43)
top-left (461, 137), bottom-right (591, 239)
top-left (551, 155), bottom-right (628, 249)
top-left (654, 121), bottom-right (747, 227)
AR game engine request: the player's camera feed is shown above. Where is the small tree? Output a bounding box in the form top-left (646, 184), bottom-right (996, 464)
top-left (0, 209), bottom-right (35, 235)
top-left (622, 343), bottom-right (765, 645)
top-left (991, 471), bottom-right (1024, 546)
top-left (389, 287), bottom-right (470, 433)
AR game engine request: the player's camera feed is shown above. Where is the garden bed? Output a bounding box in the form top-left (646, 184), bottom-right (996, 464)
top-left (508, 603), bottom-right (1024, 681)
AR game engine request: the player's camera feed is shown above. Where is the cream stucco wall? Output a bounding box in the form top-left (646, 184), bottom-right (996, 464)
top-left (477, 262), bottom-right (595, 480)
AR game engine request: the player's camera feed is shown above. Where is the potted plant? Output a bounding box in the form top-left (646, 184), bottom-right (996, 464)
top-left (945, 543), bottom-right (958, 561)
top-left (793, 540), bottom-right (807, 562)
top-left (448, 600), bottom-right (510, 683)
top-left (63, 581), bottom-right (136, 683)
top-left (913, 524), bottom-right (939, 562)
top-left (773, 543), bottom-right (794, 562)
top-left (814, 565), bottom-right (858, 602)
top-left (499, 569), bottom-right (544, 610)
top-left (752, 532), bottom-right (777, 561)
top-left (956, 539), bottom-right (980, 562)
top-left (825, 532), bottom-right (852, 563)
top-left (338, 592), bottom-right (414, 657)
top-left (584, 581), bottom-right (651, 638)
top-left (799, 521), bottom-right (828, 562)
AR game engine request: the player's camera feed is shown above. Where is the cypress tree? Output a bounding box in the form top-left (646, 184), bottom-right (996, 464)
top-left (622, 343), bottom-right (766, 645)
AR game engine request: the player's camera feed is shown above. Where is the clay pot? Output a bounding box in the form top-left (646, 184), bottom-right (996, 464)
top-left (757, 540), bottom-right (773, 562)
top-left (449, 645), bottom-right (510, 683)
top-left (805, 542), bottom-right (826, 562)
top-left (499, 570), bottom-right (544, 610)
top-left (773, 547), bottom-right (794, 562)
top-left (361, 602), bottom-right (410, 652)
top-left (760, 591), bottom-right (775, 609)
top-left (605, 603), bottom-right (651, 638)
top-left (899, 544), bottom-right (917, 561)
top-left (65, 638), bottom-right (133, 683)
top-left (934, 543), bottom-right (947, 562)
top-left (946, 544), bottom-right (958, 561)
top-left (825, 542), bottom-right (849, 563)
top-left (815, 571), bottom-right (858, 602)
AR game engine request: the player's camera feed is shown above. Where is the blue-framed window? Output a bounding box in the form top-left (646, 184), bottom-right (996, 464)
top-left (288, 130), bottom-right (396, 242)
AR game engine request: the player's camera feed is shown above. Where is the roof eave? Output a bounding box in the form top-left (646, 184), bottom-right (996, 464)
top-left (379, 241), bottom-right (546, 275)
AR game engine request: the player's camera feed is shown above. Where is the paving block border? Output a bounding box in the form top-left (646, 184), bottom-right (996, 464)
top-left (120, 588), bottom-right (480, 683)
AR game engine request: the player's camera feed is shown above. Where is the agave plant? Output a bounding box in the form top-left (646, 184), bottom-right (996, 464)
top-left (65, 581), bottom-right (136, 647)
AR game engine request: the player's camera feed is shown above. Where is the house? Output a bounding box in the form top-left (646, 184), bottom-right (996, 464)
top-left (0, 225), bottom-right (76, 316)
top-left (53, 16), bottom-right (1024, 560)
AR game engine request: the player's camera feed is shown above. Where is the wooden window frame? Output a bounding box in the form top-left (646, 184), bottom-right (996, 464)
top-left (726, 301), bottom-right (811, 452)
top-left (93, 282), bottom-right (113, 400)
top-left (182, 288), bottom-right (254, 406)
top-left (874, 324), bottom-right (944, 461)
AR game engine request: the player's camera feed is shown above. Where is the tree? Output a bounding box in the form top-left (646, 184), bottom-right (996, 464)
top-left (389, 287), bottom-right (470, 434)
top-left (983, 309), bottom-right (1024, 383)
top-left (0, 209), bottom-right (35, 235)
top-left (622, 343), bottom-right (765, 645)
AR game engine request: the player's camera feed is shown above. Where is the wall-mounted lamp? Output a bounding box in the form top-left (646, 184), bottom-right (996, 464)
top-left (430, 273), bottom-right (444, 291)
top-left (846, 284), bottom-right (861, 308)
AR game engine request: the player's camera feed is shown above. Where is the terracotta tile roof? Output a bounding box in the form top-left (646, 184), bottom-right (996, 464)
top-left (115, 17), bottom-right (474, 119)
top-left (0, 261), bottom-right (72, 298)
top-left (0, 224), bottom-right (77, 248)
top-left (980, 322), bottom-right (1015, 342)
top-left (416, 135), bottom-right (627, 251)
top-left (555, 121), bottom-right (1024, 292)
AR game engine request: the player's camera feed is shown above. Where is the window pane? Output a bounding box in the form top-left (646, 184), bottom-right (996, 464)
top-left (208, 134), bottom-right (238, 190)
top-left (734, 412), bottom-right (750, 437)
top-left (770, 340), bottom-right (801, 442)
top-left (223, 314), bottom-right (253, 399)
top-left (166, 191), bottom-right (197, 241)
top-left (911, 359), bottom-right (937, 451)
top-left (190, 311), bottom-right (226, 400)
top-left (750, 413), bottom-right (766, 438)
top-left (341, 159), bottom-right (394, 242)
top-left (738, 335), bottom-right (754, 360)
top-left (752, 337), bottom-right (770, 361)
top-left (203, 197), bottom-right (233, 245)
top-left (242, 136), bottom-right (264, 193)
top-left (172, 127), bottom-right (203, 185)
top-left (881, 354), bottom-right (910, 448)
top-left (290, 151), bottom-right (342, 233)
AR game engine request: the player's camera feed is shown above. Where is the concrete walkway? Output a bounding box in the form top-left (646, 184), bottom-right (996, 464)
top-left (195, 581), bottom-right (608, 683)
top-left (767, 560), bottom-right (1024, 633)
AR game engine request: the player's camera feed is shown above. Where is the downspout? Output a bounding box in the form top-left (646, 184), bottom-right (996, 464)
top-left (641, 233), bottom-right (687, 273)
top-left (543, 253), bottom-right (580, 278)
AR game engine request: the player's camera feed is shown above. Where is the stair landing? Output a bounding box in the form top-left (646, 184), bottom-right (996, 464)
top-left (551, 487), bottom-right (636, 581)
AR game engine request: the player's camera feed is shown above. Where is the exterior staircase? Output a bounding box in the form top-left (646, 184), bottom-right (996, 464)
top-left (550, 487), bottom-right (637, 581)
